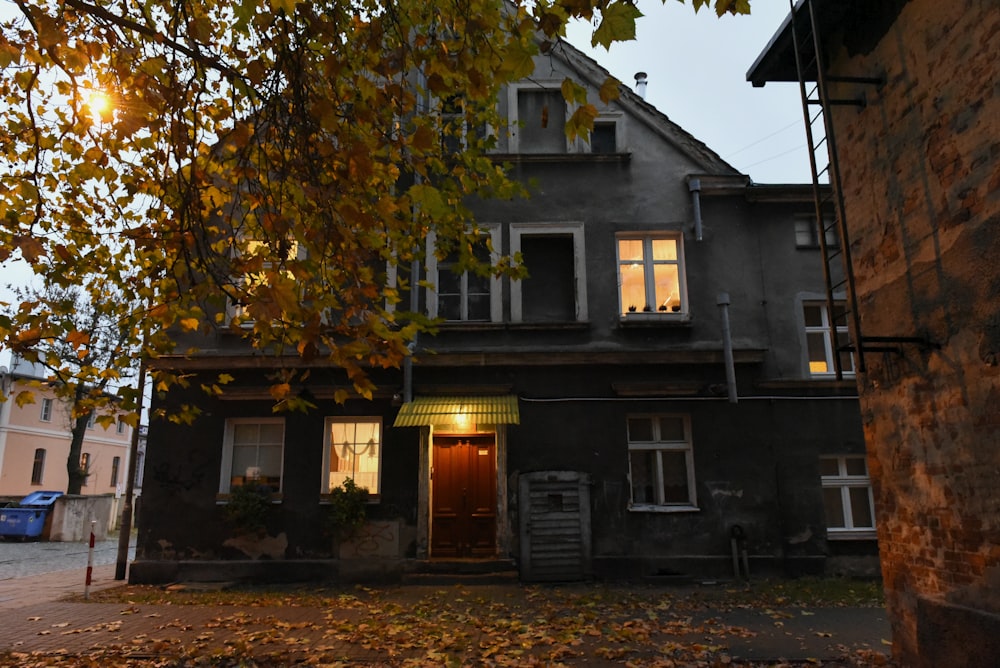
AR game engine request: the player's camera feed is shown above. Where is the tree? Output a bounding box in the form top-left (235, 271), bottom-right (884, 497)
top-left (0, 0), bottom-right (750, 411)
top-left (7, 282), bottom-right (140, 494)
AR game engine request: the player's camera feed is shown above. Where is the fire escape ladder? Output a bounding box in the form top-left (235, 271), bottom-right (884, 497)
top-left (788, 0), bottom-right (878, 378)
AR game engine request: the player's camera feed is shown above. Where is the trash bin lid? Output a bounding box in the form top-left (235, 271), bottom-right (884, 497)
top-left (18, 490), bottom-right (63, 507)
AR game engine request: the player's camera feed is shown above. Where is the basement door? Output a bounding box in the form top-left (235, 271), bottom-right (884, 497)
top-left (431, 434), bottom-right (497, 558)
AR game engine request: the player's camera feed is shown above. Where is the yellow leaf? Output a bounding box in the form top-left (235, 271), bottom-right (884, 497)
top-left (14, 390), bottom-right (37, 407)
top-left (179, 317), bottom-right (200, 331)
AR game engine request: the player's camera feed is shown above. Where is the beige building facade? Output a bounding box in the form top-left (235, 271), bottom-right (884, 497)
top-left (0, 361), bottom-right (132, 499)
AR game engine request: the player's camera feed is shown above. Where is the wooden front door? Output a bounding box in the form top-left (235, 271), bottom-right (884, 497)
top-left (431, 434), bottom-right (497, 558)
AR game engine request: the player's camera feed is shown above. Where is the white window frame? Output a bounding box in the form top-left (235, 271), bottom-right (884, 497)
top-left (617, 232), bottom-right (688, 318)
top-left (39, 398), bottom-right (53, 422)
top-left (627, 414), bottom-right (698, 512)
top-left (86, 412), bottom-right (96, 429)
top-left (509, 222), bottom-right (588, 322)
top-left (794, 216), bottom-right (839, 249)
top-left (219, 417), bottom-right (285, 495)
top-left (321, 417), bottom-right (382, 499)
top-left (507, 82), bottom-right (573, 154)
top-left (801, 297), bottom-right (855, 378)
top-left (426, 224), bottom-right (502, 323)
top-left (820, 455), bottom-right (876, 539)
top-left (585, 112), bottom-right (626, 154)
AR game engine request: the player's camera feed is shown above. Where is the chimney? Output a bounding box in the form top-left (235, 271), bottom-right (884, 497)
top-left (634, 72), bottom-right (648, 99)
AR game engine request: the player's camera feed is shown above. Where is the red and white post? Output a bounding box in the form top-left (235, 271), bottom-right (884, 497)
top-left (84, 519), bottom-right (96, 600)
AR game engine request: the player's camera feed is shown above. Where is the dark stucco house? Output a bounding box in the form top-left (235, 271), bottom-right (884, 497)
top-left (132, 28), bottom-right (876, 585)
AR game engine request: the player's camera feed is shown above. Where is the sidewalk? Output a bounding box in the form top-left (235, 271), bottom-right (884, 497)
top-left (0, 566), bottom-right (894, 665)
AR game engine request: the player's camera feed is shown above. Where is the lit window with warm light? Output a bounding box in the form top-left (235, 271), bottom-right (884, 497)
top-left (617, 234), bottom-right (686, 316)
top-left (323, 418), bottom-right (381, 496)
top-left (803, 301), bottom-right (854, 377)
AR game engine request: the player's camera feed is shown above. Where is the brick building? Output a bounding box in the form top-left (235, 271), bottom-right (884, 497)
top-left (749, 1), bottom-right (1000, 665)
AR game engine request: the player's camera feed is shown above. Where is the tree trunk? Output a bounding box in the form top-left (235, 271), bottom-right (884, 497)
top-left (66, 387), bottom-right (92, 494)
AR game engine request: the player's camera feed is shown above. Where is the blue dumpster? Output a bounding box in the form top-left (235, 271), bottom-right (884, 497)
top-left (0, 491), bottom-right (63, 539)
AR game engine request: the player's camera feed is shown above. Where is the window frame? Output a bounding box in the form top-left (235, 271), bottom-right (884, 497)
top-left (226, 238), bottom-right (303, 328)
top-left (31, 448), bottom-right (45, 485)
top-left (321, 417), bottom-right (382, 501)
top-left (39, 398), bottom-right (53, 423)
top-left (801, 297), bottom-right (855, 378)
top-left (820, 455), bottom-right (877, 539)
top-left (507, 82), bottom-right (572, 154)
top-left (509, 222), bottom-right (588, 323)
top-left (794, 216), bottom-right (839, 249)
top-left (219, 417), bottom-right (285, 495)
top-left (627, 414), bottom-right (698, 512)
top-left (616, 232), bottom-right (688, 319)
top-left (586, 112), bottom-right (626, 154)
top-left (426, 225), bottom-right (502, 323)
top-left (110, 455), bottom-right (121, 487)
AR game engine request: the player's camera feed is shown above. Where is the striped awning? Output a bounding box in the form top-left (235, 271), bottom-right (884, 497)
top-left (393, 395), bottom-right (520, 427)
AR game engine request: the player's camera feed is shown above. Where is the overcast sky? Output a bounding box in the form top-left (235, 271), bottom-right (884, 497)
top-left (564, 2), bottom-right (807, 184)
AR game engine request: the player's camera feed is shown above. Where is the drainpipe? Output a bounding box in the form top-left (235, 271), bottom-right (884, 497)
top-left (689, 178), bottom-right (704, 241)
top-left (717, 293), bottom-right (738, 404)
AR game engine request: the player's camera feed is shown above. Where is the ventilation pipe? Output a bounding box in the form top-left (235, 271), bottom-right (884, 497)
top-left (717, 293), bottom-right (738, 404)
top-left (634, 71), bottom-right (648, 99)
top-left (689, 178), bottom-right (704, 241)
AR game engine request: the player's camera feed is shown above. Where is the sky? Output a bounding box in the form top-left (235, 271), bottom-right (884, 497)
top-left (564, 2), bottom-right (808, 184)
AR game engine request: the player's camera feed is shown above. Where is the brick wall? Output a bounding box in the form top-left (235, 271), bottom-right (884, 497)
top-left (826, 1), bottom-right (1000, 664)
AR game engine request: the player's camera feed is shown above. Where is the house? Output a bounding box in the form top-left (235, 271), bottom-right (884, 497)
top-left (0, 356), bottom-right (133, 513)
top-left (748, 1), bottom-right (1000, 665)
top-left (131, 29), bottom-right (874, 585)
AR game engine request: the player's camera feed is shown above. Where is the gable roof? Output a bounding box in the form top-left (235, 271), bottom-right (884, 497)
top-left (549, 35), bottom-right (741, 176)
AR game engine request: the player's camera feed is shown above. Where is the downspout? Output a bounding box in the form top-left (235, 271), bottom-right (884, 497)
top-left (717, 293), bottom-right (738, 404)
top-left (689, 178), bottom-right (704, 241)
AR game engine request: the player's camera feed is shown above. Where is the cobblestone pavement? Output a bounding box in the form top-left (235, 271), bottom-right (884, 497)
top-left (0, 532), bottom-right (135, 580)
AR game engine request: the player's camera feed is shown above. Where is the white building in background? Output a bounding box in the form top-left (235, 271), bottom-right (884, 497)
top-left (0, 356), bottom-right (132, 502)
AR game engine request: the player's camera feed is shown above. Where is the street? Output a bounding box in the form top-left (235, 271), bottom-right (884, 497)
top-left (0, 532), bottom-right (136, 580)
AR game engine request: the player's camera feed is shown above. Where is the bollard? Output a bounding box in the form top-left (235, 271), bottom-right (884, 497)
top-left (84, 519), bottom-right (96, 600)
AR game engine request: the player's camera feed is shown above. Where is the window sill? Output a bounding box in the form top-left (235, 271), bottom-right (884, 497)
top-left (826, 530), bottom-right (877, 540)
top-left (628, 504), bottom-right (699, 514)
top-left (506, 321), bottom-right (590, 331)
top-left (489, 152), bottom-right (631, 164)
top-left (619, 313), bottom-right (691, 327)
top-left (215, 493), bottom-right (283, 505)
top-left (319, 495), bottom-right (380, 505)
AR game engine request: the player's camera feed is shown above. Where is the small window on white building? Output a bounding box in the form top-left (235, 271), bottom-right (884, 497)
top-left (220, 418), bottom-right (285, 494)
top-left (820, 455), bottom-right (876, 538)
top-left (40, 398), bottom-right (53, 423)
top-left (627, 415), bottom-right (697, 510)
top-left (322, 418), bottom-right (381, 497)
top-left (31, 448), bottom-right (45, 485)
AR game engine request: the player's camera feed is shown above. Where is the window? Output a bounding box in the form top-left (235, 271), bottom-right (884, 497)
top-left (110, 456), bottom-right (121, 487)
top-left (508, 85), bottom-right (567, 154)
top-left (86, 412), bottom-right (96, 429)
top-left (227, 238), bottom-right (301, 327)
top-left (510, 223), bottom-right (588, 323)
top-left (820, 455), bottom-right (876, 538)
top-left (220, 418), bottom-right (284, 494)
top-left (428, 226), bottom-right (501, 323)
top-left (617, 234), bottom-right (686, 316)
top-left (803, 301), bottom-right (854, 376)
top-left (795, 218), bottom-right (839, 248)
top-left (323, 418), bottom-right (381, 496)
top-left (627, 415), bottom-right (696, 510)
top-left (439, 94), bottom-right (490, 154)
top-left (39, 398), bottom-right (53, 422)
top-left (117, 420), bottom-right (127, 435)
top-left (31, 448), bottom-right (45, 485)
top-left (587, 113), bottom-right (625, 154)
top-left (80, 452), bottom-right (91, 472)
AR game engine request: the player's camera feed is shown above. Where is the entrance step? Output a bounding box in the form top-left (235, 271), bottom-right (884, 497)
top-left (402, 559), bottom-right (519, 585)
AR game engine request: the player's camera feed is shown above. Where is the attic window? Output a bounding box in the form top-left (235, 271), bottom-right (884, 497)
top-left (590, 121), bottom-right (617, 154)
top-left (515, 88), bottom-right (566, 154)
